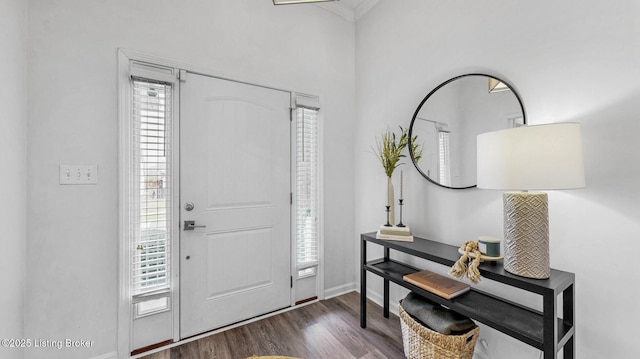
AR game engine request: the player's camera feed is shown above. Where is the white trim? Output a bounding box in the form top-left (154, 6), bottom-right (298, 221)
top-left (357, 288), bottom-right (399, 317)
top-left (289, 104), bottom-right (297, 307)
top-left (169, 64), bottom-right (182, 345)
top-left (118, 49), bottom-right (317, 100)
top-left (117, 49), bottom-right (132, 359)
top-left (316, 98), bottom-right (326, 300)
top-left (324, 283), bottom-right (357, 300)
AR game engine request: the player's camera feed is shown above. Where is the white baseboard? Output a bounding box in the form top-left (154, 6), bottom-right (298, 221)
top-left (90, 351), bottom-right (118, 359)
top-left (357, 288), bottom-right (400, 317)
top-left (324, 282), bottom-right (357, 299)
top-left (364, 289), bottom-right (383, 307)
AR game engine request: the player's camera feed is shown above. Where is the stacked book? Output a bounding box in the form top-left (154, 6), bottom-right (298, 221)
top-left (376, 225), bottom-right (414, 242)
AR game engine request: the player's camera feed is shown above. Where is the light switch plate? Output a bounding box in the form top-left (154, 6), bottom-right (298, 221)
top-left (59, 164), bottom-right (98, 185)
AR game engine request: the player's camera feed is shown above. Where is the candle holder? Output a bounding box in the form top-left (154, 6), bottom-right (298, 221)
top-left (376, 201), bottom-right (413, 242)
top-left (397, 199), bottom-right (405, 227)
top-left (384, 205), bottom-right (392, 227)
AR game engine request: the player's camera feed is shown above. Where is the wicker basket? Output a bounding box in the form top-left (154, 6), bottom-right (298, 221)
top-left (398, 300), bottom-right (479, 359)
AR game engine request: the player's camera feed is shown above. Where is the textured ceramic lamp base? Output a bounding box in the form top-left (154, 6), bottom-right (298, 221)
top-left (503, 192), bottom-right (550, 279)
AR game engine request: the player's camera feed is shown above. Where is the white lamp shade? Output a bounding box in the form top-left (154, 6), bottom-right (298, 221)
top-left (477, 123), bottom-right (586, 190)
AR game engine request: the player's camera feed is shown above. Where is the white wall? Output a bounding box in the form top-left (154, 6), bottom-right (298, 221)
top-left (0, 0), bottom-right (27, 358)
top-left (355, 1), bottom-right (640, 358)
top-left (25, 1), bottom-right (355, 358)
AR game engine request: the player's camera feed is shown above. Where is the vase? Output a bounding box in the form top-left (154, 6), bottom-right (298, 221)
top-left (503, 192), bottom-right (550, 279)
top-left (387, 176), bottom-right (395, 225)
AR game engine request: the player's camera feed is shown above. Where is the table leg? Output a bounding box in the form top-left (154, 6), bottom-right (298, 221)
top-left (360, 237), bottom-right (367, 328)
top-left (563, 283), bottom-right (575, 359)
top-left (383, 279), bottom-right (389, 318)
top-left (383, 246), bottom-right (390, 317)
top-left (543, 291), bottom-right (557, 359)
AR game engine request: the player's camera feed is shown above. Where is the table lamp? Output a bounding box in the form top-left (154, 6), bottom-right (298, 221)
top-left (477, 123), bottom-right (585, 279)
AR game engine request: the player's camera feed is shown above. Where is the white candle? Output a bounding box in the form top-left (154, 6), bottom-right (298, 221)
top-left (386, 177), bottom-right (390, 207)
top-left (400, 170), bottom-right (403, 199)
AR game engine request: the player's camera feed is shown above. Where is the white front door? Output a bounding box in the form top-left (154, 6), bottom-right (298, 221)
top-left (179, 73), bottom-right (292, 338)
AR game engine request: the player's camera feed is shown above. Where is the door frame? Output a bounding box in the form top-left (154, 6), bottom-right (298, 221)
top-left (117, 49), bottom-right (324, 358)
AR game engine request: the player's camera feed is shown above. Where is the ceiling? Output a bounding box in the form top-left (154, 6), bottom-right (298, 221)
top-left (316, 0), bottom-right (380, 21)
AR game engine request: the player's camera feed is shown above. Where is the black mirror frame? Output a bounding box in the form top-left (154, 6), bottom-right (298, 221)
top-left (408, 73), bottom-right (527, 190)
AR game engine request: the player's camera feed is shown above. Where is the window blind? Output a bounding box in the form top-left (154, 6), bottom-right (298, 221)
top-left (438, 130), bottom-right (451, 187)
top-left (295, 106), bottom-right (319, 271)
top-left (131, 79), bottom-right (173, 295)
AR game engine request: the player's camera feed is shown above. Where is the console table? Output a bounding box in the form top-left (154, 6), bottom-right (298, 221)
top-left (360, 232), bottom-right (575, 359)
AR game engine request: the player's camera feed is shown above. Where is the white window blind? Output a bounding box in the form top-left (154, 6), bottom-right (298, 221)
top-left (295, 104), bottom-right (319, 272)
top-left (438, 130), bottom-right (451, 187)
top-left (131, 78), bottom-right (173, 295)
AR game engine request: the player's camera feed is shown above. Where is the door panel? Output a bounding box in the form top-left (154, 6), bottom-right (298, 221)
top-left (180, 73), bottom-right (291, 338)
top-left (205, 228), bottom-right (273, 299)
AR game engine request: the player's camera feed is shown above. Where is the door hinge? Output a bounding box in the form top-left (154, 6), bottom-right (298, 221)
top-left (290, 276), bottom-right (293, 288)
top-left (290, 192), bottom-right (293, 205)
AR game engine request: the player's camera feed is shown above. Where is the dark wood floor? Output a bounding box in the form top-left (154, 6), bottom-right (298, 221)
top-left (141, 291), bottom-right (404, 359)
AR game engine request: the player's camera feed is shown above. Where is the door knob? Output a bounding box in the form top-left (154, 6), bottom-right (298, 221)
top-left (184, 220), bottom-right (206, 231)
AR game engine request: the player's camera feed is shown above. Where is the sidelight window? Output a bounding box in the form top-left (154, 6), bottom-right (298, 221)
top-left (295, 97), bottom-right (320, 278)
top-left (438, 130), bottom-right (451, 186)
top-left (130, 78), bottom-right (173, 296)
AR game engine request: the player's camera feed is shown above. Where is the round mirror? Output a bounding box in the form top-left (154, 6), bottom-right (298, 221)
top-left (408, 74), bottom-right (526, 189)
